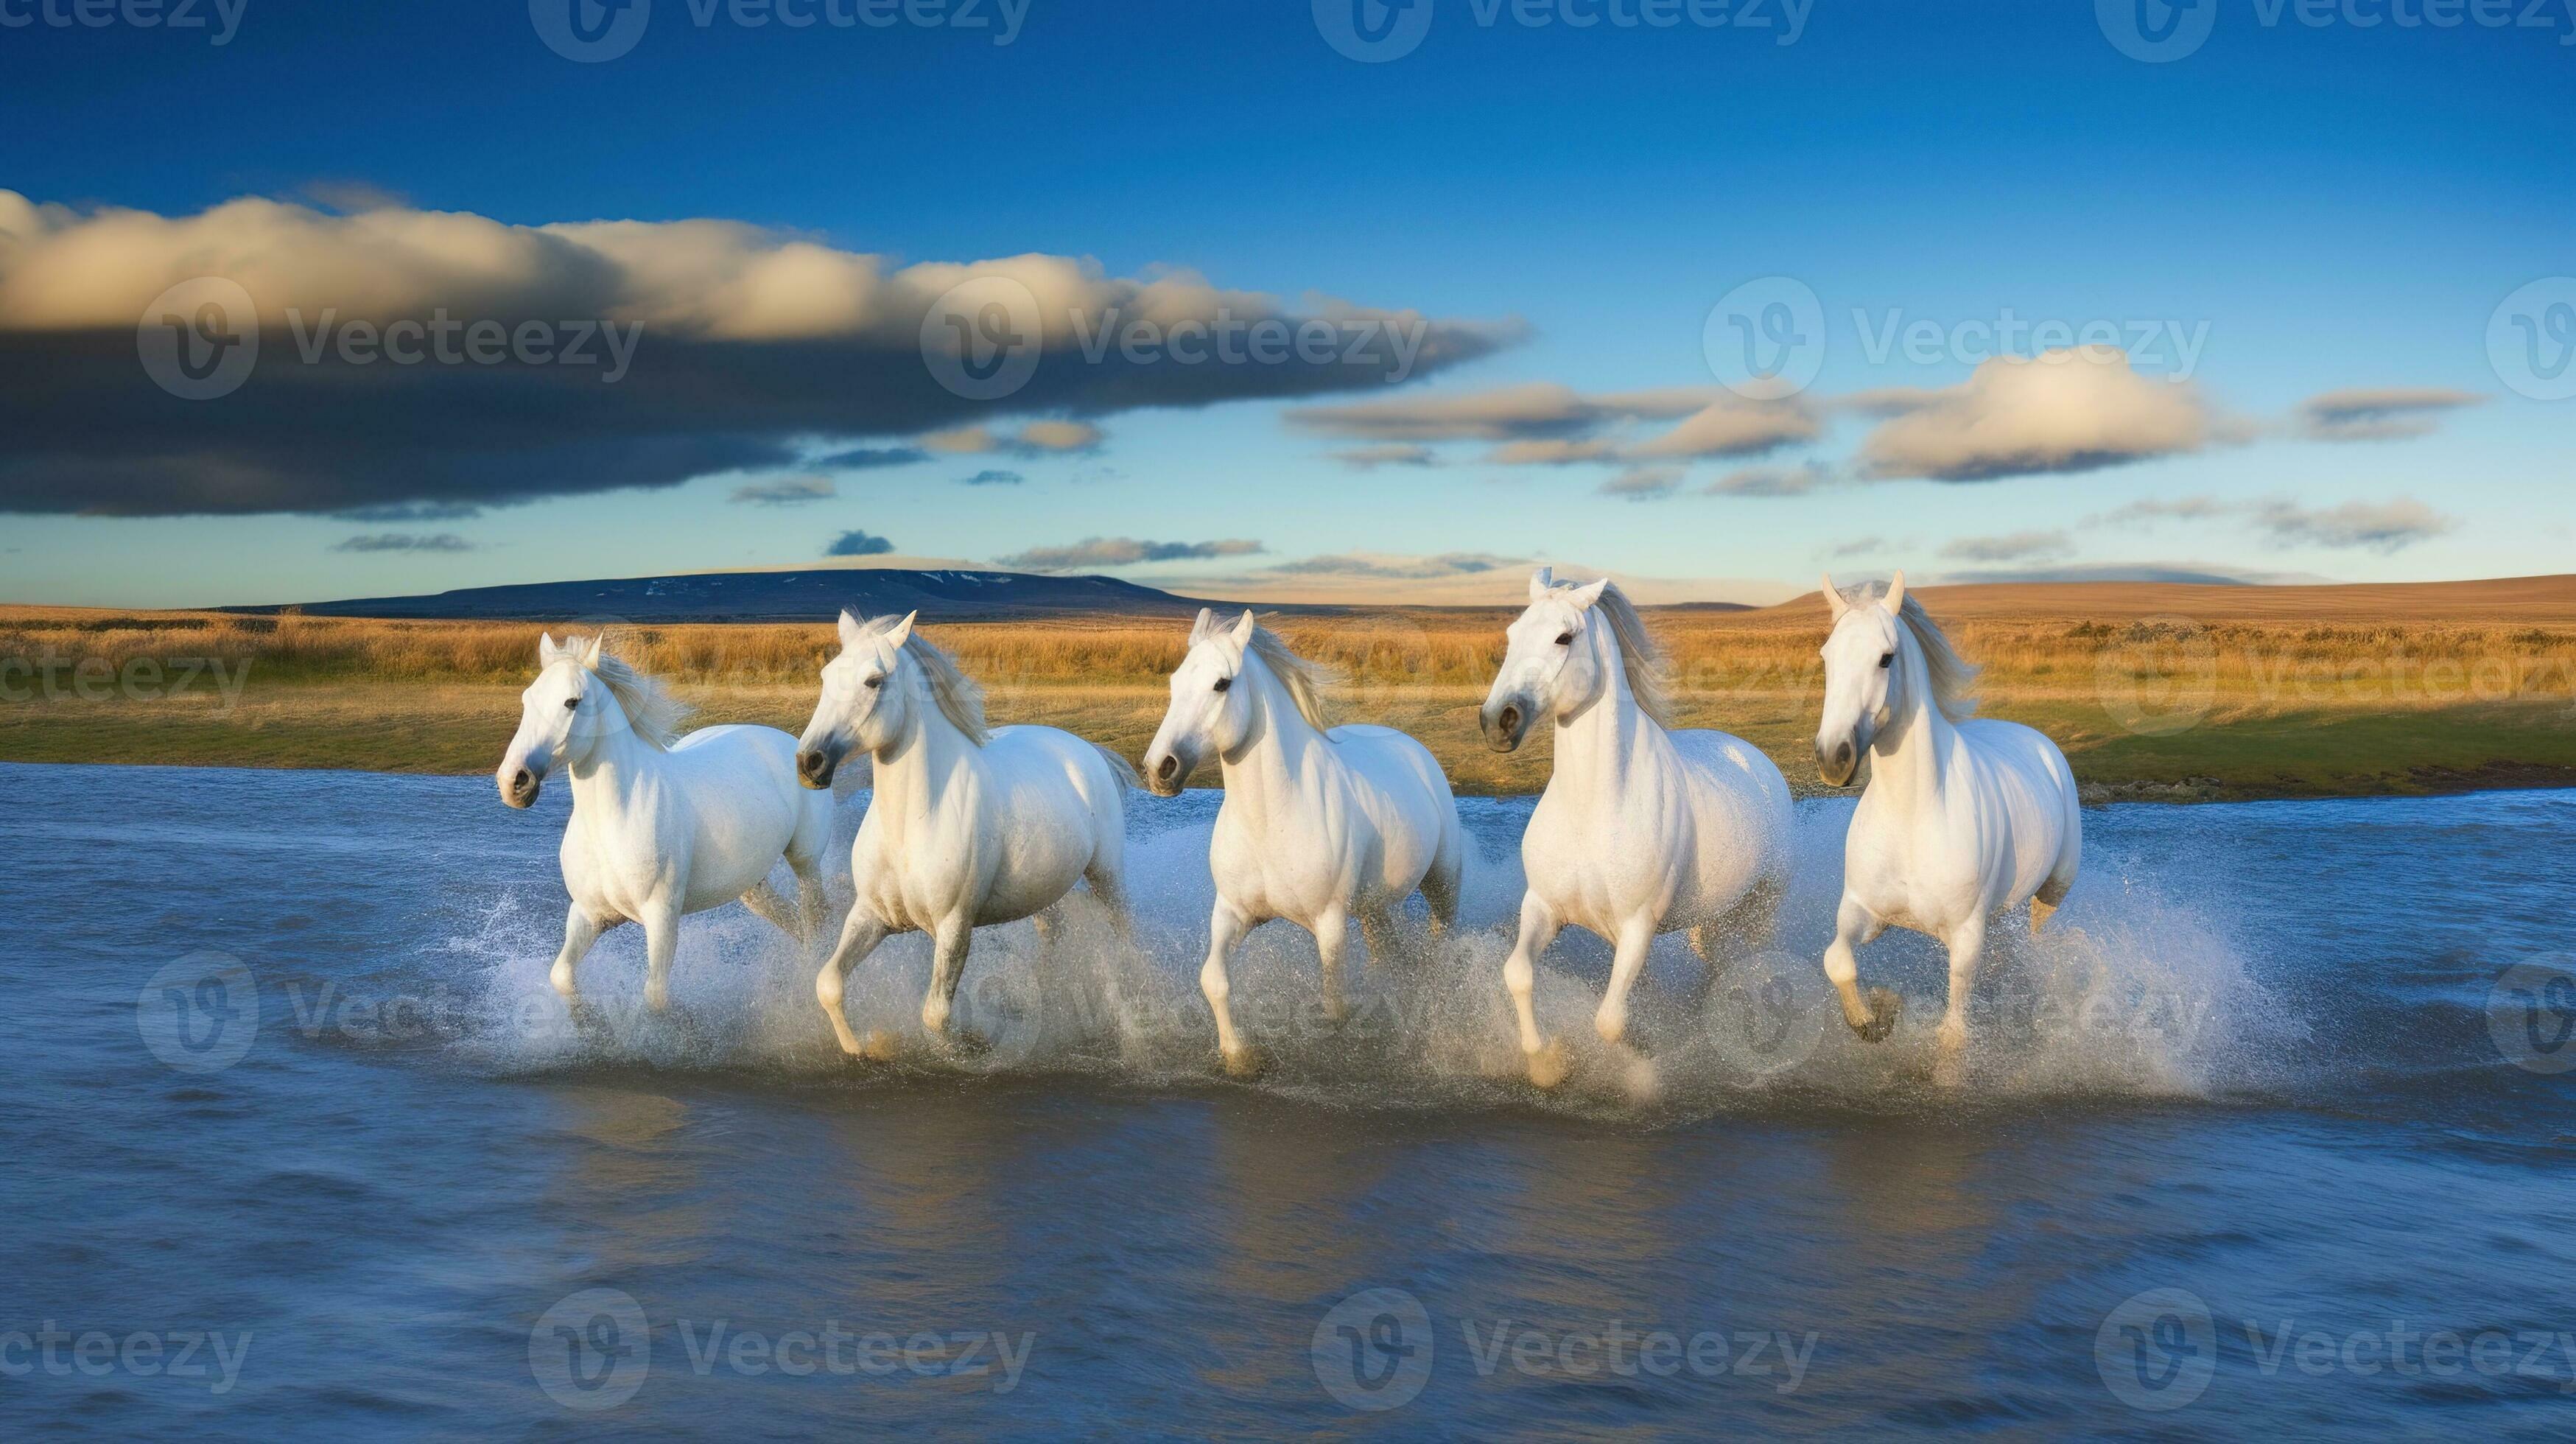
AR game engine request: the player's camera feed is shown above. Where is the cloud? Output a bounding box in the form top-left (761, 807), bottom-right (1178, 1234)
top-left (1291, 382), bottom-right (1813, 464)
top-left (2088, 491), bottom-right (2455, 553)
top-left (1856, 346), bottom-right (2211, 481)
top-left (729, 475), bottom-right (836, 505)
top-left (1940, 529), bottom-right (2076, 564)
top-left (919, 419), bottom-right (1105, 456)
top-left (2298, 386), bottom-right (2484, 442)
top-left (1597, 465), bottom-right (1683, 502)
top-left (2252, 496), bottom-right (2454, 553)
top-left (1705, 463), bottom-right (1831, 497)
top-left (298, 180), bottom-right (409, 214)
top-left (1823, 535), bottom-right (1888, 560)
top-left (0, 191), bottom-right (1514, 516)
top-left (813, 445), bottom-right (930, 470)
top-left (1265, 550), bottom-right (1522, 579)
top-left (332, 500), bottom-right (482, 522)
top-left (331, 532), bottom-right (472, 553)
top-left (1327, 444), bottom-right (1441, 471)
top-left (826, 528), bottom-right (896, 557)
top-left (958, 469), bottom-right (1025, 486)
top-left (1933, 561), bottom-right (2330, 586)
top-left (997, 536), bottom-right (1265, 572)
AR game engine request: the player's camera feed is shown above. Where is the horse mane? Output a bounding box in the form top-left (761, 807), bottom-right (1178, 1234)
top-left (565, 637), bottom-right (690, 750)
top-left (1192, 611), bottom-right (1336, 734)
top-left (863, 617), bottom-right (991, 746)
top-left (1545, 577), bottom-right (1672, 727)
top-left (1838, 581), bottom-right (1981, 721)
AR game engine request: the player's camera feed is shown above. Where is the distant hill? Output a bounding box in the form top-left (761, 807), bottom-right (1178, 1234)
top-left (227, 568), bottom-right (1201, 623)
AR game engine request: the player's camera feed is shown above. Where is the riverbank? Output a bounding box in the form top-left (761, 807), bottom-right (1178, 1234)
top-left (4, 583), bottom-right (2572, 802)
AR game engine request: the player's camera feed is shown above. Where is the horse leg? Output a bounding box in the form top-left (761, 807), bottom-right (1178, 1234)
top-left (815, 907), bottom-right (890, 1057)
top-left (1422, 831), bottom-right (1463, 939)
top-left (1359, 905), bottom-right (1402, 972)
top-left (1595, 914), bottom-right (1657, 1046)
top-left (1823, 894), bottom-right (1900, 1042)
top-left (1313, 906), bottom-right (1355, 1027)
top-left (1084, 858), bottom-right (1135, 944)
top-left (922, 914), bottom-right (975, 1044)
top-left (1934, 912), bottom-right (1987, 1087)
top-left (1502, 892), bottom-right (1565, 1088)
top-left (549, 905), bottom-right (609, 1001)
top-left (789, 847), bottom-right (830, 952)
top-left (639, 900), bottom-right (681, 1014)
top-left (1200, 900), bottom-right (1259, 1076)
top-left (739, 877), bottom-right (801, 941)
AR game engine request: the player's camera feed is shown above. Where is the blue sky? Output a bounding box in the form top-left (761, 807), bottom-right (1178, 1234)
top-left (0, 0), bottom-right (2568, 606)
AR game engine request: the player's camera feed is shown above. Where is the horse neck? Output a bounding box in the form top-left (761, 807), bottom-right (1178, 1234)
top-left (868, 675), bottom-right (980, 813)
top-left (1548, 630), bottom-right (1666, 798)
top-left (1867, 637), bottom-right (1954, 804)
top-left (565, 697), bottom-right (663, 812)
top-left (1216, 653), bottom-right (1330, 810)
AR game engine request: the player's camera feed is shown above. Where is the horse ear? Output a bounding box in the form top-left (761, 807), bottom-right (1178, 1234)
top-left (1229, 609), bottom-right (1257, 649)
top-left (1881, 569), bottom-right (1907, 615)
top-left (1821, 573), bottom-right (1849, 620)
top-left (838, 610), bottom-right (866, 649)
top-left (1529, 567), bottom-right (1555, 602)
top-left (882, 611), bottom-right (918, 649)
top-left (538, 631), bottom-right (561, 663)
top-left (575, 635), bottom-right (604, 670)
top-left (1567, 577), bottom-right (1610, 611)
top-left (1190, 606), bottom-right (1215, 643)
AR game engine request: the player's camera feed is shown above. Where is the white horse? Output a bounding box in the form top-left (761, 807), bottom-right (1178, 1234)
top-left (796, 610), bottom-right (1134, 1056)
top-left (1480, 569), bottom-right (1793, 1088)
top-left (496, 633), bottom-right (834, 1013)
top-left (1814, 572), bottom-right (2082, 1084)
top-left (1143, 609), bottom-right (1464, 1077)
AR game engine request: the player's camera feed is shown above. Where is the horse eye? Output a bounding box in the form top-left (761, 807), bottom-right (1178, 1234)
top-left (1878, 653), bottom-right (1894, 669)
top-left (1554, 631), bottom-right (1574, 646)
top-left (1212, 677), bottom-right (1232, 693)
top-left (563, 695), bottom-right (580, 709)
top-left (864, 674), bottom-right (884, 690)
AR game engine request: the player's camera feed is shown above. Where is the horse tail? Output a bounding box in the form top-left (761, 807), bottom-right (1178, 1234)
top-left (1090, 741), bottom-right (1141, 790)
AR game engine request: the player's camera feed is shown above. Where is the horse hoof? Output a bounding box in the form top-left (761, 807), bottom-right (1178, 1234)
top-left (1221, 1044), bottom-right (1268, 1080)
top-left (1853, 987), bottom-right (1901, 1044)
top-left (857, 1028), bottom-right (902, 1062)
top-left (1525, 1038), bottom-right (1569, 1090)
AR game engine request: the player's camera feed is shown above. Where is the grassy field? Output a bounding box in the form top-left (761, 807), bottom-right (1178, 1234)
top-left (4, 577), bottom-right (2574, 800)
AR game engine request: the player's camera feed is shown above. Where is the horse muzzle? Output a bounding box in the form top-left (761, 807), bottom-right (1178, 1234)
top-left (1144, 747), bottom-right (1193, 798)
top-left (500, 765), bottom-right (542, 809)
top-left (1815, 735), bottom-right (1859, 788)
top-left (1480, 698), bottom-right (1530, 754)
top-left (796, 744), bottom-right (841, 791)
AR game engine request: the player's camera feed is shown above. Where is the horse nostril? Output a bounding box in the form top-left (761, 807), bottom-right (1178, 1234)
top-left (1499, 706), bottom-right (1520, 735)
top-left (1836, 742), bottom-right (1852, 766)
top-left (1155, 755), bottom-right (1178, 781)
top-left (512, 768), bottom-right (532, 791)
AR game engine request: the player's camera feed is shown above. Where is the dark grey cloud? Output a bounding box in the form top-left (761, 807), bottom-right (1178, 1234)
top-left (331, 532), bottom-right (474, 553)
top-left (958, 469), bottom-right (1025, 487)
top-left (813, 446), bottom-right (932, 470)
top-left (826, 529), bottom-right (897, 558)
top-left (0, 195), bottom-right (1517, 517)
top-left (333, 500), bottom-right (484, 522)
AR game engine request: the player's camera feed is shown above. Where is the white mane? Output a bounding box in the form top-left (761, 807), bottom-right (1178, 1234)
top-left (563, 637), bottom-right (690, 750)
top-left (1193, 611), bottom-right (1336, 733)
top-left (863, 616), bottom-right (991, 746)
top-left (1543, 578), bottom-right (1671, 726)
top-left (1835, 581), bottom-right (1980, 722)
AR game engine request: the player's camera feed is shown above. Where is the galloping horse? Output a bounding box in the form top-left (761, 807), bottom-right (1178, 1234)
top-left (796, 610), bottom-right (1134, 1056)
top-left (1143, 608), bottom-right (1463, 1077)
top-left (496, 633), bottom-right (833, 1012)
top-left (1813, 572), bottom-right (2082, 1084)
top-left (1481, 569), bottom-right (1792, 1087)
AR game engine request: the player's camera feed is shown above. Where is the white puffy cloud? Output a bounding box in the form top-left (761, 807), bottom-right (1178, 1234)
top-left (1856, 346), bottom-right (2211, 481)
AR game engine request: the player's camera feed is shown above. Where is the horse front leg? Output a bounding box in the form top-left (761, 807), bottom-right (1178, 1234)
top-left (1313, 905), bottom-right (1355, 1027)
top-left (639, 900), bottom-right (681, 1014)
top-left (1822, 894), bottom-right (1899, 1042)
top-left (1595, 914), bottom-right (1657, 1046)
top-left (1501, 891), bottom-right (1565, 1088)
top-left (549, 905), bottom-right (611, 1002)
top-left (1200, 900), bottom-right (1258, 1077)
top-left (815, 906), bottom-right (891, 1058)
top-left (922, 914), bottom-right (975, 1045)
top-left (1934, 912), bottom-right (1987, 1087)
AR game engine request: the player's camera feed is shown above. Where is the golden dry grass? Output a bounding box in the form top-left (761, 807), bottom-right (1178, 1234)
top-left (4, 577), bottom-right (2575, 799)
